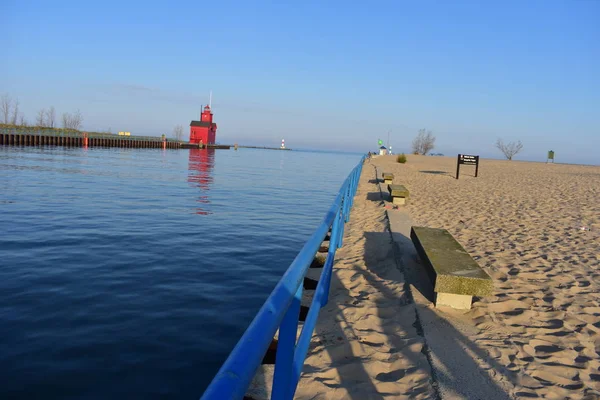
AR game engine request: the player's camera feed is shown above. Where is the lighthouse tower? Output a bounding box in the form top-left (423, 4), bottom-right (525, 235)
top-left (190, 105), bottom-right (218, 145)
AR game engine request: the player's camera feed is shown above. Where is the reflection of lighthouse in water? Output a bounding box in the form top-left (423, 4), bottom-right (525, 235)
top-left (188, 149), bottom-right (215, 215)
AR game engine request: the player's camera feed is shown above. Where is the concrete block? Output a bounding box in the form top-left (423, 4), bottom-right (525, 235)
top-left (388, 184), bottom-right (409, 198)
top-left (388, 184), bottom-right (409, 205)
top-left (410, 227), bottom-right (493, 297)
top-left (382, 172), bottom-right (394, 185)
top-left (436, 292), bottom-right (473, 310)
top-left (392, 197), bottom-right (406, 205)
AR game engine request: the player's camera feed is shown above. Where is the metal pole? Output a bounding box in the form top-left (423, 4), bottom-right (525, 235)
top-left (344, 183), bottom-right (351, 223)
top-left (271, 284), bottom-right (302, 400)
top-left (322, 210), bottom-right (341, 306)
top-left (456, 154), bottom-right (461, 179)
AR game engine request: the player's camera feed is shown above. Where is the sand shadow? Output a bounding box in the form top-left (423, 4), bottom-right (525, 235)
top-left (368, 178), bottom-right (381, 184)
top-left (310, 273), bottom-right (395, 399)
top-left (366, 191), bottom-right (388, 203)
top-left (419, 170), bottom-right (452, 177)
top-left (363, 231), bottom-right (514, 399)
top-left (383, 231), bottom-right (436, 304)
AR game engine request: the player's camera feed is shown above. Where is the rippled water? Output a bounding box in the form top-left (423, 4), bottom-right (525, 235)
top-left (0, 146), bottom-right (360, 399)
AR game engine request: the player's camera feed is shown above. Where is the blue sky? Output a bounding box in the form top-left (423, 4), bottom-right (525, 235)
top-left (2, 0), bottom-right (599, 163)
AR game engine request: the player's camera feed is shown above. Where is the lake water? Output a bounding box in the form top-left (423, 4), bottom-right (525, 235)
top-left (0, 146), bottom-right (361, 399)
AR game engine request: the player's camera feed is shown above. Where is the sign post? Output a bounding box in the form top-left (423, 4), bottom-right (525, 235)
top-left (456, 154), bottom-right (480, 179)
top-left (547, 150), bottom-right (555, 163)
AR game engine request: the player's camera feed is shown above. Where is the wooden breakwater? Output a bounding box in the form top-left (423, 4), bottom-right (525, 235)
top-left (0, 130), bottom-right (183, 149)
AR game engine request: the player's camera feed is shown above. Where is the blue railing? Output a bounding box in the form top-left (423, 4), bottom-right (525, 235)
top-left (201, 155), bottom-right (366, 400)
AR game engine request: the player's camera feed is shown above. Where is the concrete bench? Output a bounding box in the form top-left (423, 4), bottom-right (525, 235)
top-left (410, 227), bottom-right (493, 309)
top-left (382, 172), bottom-right (394, 184)
top-left (388, 184), bottom-right (409, 205)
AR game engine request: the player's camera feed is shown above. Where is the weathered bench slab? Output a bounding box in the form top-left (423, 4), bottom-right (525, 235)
top-left (382, 172), bottom-right (394, 184)
top-left (388, 184), bottom-right (409, 205)
top-left (410, 226), bottom-right (493, 309)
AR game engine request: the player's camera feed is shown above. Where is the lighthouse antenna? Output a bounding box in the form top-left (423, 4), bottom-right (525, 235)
top-left (209, 91), bottom-right (212, 109)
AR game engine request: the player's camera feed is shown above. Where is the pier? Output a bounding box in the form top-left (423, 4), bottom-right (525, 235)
top-left (237, 145), bottom-right (291, 151)
top-left (180, 143), bottom-right (231, 150)
top-left (0, 129), bottom-right (182, 149)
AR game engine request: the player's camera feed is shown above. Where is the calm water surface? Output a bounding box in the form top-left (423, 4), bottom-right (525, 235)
top-left (0, 146), bottom-right (360, 399)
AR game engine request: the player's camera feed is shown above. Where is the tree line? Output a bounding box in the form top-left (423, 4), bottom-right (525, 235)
top-left (1, 93), bottom-right (83, 130)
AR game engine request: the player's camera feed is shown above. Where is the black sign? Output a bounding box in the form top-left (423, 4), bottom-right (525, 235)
top-left (456, 154), bottom-right (479, 179)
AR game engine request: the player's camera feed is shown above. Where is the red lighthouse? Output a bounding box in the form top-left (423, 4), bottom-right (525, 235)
top-left (190, 105), bottom-right (217, 145)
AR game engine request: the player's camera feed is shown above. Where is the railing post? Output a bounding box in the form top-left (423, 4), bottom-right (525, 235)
top-left (350, 169), bottom-right (358, 207)
top-left (344, 182), bottom-right (351, 222)
top-left (350, 174), bottom-right (356, 208)
top-left (271, 284), bottom-right (302, 400)
top-left (322, 209), bottom-right (341, 306)
top-left (338, 202), bottom-right (346, 248)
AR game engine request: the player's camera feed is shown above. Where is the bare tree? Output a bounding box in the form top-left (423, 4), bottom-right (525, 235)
top-left (495, 138), bottom-right (523, 160)
top-left (19, 115), bottom-right (27, 127)
top-left (36, 109), bottom-right (46, 127)
top-left (62, 113), bottom-right (69, 129)
top-left (71, 110), bottom-right (82, 130)
top-left (10, 99), bottom-right (20, 125)
top-left (173, 124), bottom-right (184, 141)
top-left (47, 106), bottom-right (56, 128)
top-left (63, 110), bottom-right (84, 130)
top-left (1, 94), bottom-right (11, 124)
top-left (412, 129), bottom-right (436, 155)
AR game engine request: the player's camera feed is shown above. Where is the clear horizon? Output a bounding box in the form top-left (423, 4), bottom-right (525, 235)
top-left (2, 1), bottom-right (598, 165)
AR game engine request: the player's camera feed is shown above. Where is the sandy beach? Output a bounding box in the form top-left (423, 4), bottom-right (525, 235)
top-left (367, 155), bottom-right (600, 398)
top-left (249, 154), bottom-right (599, 399)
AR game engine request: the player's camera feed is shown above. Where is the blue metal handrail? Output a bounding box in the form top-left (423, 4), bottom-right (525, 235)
top-left (201, 155), bottom-right (365, 400)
